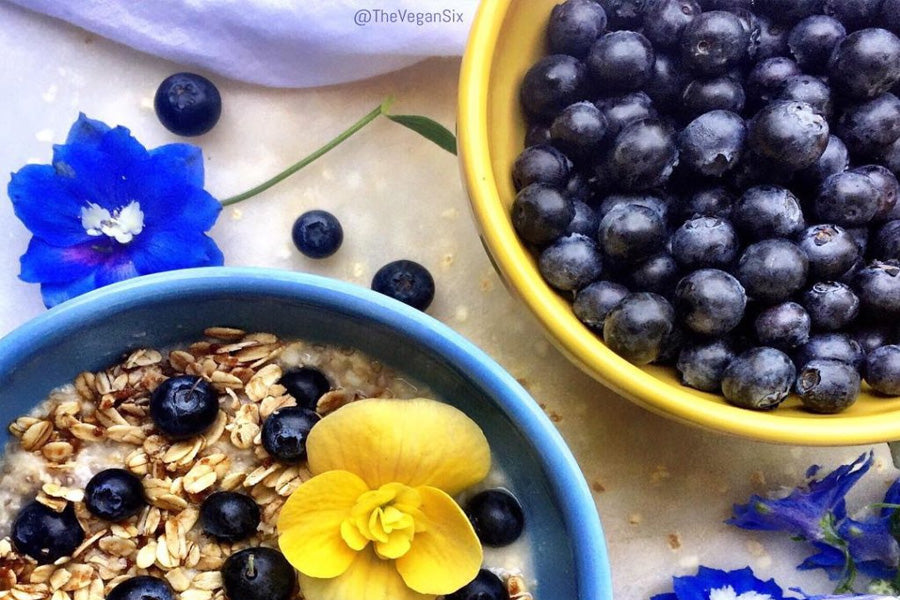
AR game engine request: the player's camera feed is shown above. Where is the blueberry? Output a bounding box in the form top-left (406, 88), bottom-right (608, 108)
top-left (787, 15), bottom-right (847, 73)
top-left (882, 136), bottom-right (900, 178)
top-left (823, 0), bottom-right (885, 31)
top-left (445, 569), bottom-right (509, 600)
top-left (797, 224), bottom-right (860, 281)
top-left (291, 210), bottom-right (343, 259)
top-left (747, 101), bottom-right (830, 171)
top-left (511, 184), bottom-right (575, 246)
top-left (627, 253), bottom-right (682, 295)
top-left (222, 547), bottom-right (297, 600)
top-left (855, 164), bottom-right (899, 221)
top-left (278, 366), bottom-right (331, 410)
top-left (828, 28), bottom-right (900, 100)
top-left (677, 110), bottom-right (746, 177)
top-left (200, 491), bottom-right (261, 542)
top-left (873, 220), bottom-right (900, 260)
top-left (677, 338), bottom-right (738, 391)
top-left (721, 347), bottom-right (796, 410)
top-left (882, 0), bottom-right (900, 35)
top-left (755, 0), bottom-right (823, 24)
top-left (732, 185), bottom-right (805, 241)
top-left (681, 76), bottom-right (747, 117)
top-left (855, 259), bottom-right (900, 316)
top-left (149, 376), bottom-right (219, 440)
top-left (520, 54), bottom-right (589, 121)
top-left (594, 92), bottom-right (657, 137)
top-left (852, 323), bottom-right (895, 353)
top-left (674, 269), bottom-right (746, 336)
top-left (565, 172), bottom-right (596, 205)
top-left (538, 233), bottom-right (604, 291)
top-left (605, 118), bottom-right (679, 191)
top-left (261, 406), bottom-right (320, 464)
top-left (603, 292), bottom-right (675, 364)
top-left (745, 57), bottom-right (802, 112)
top-left (371, 259), bottom-right (436, 311)
top-left (550, 102), bottom-right (609, 160)
top-left (677, 186), bottom-right (735, 220)
top-left (512, 144), bottom-right (572, 191)
top-left (464, 489), bottom-right (525, 547)
top-left (586, 31), bottom-right (655, 93)
top-left (107, 576), bottom-right (175, 600)
top-left (814, 171), bottom-right (880, 226)
top-left (643, 0), bottom-right (702, 48)
top-left (671, 216), bottom-right (739, 270)
top-left (524, 124), bottom-right (551, 148)
top-left (865, 344), bottom-right (900, 395)
top-left (596, 192), bottom-right (670, 224)
top-left (837, 93), bottom-right (900, 158)
top-left (795, 135), bottom-right (850, 193)
top-left (12, 501), bottom-right (83, 564)
top-left (731, 8), bottom-right (762, 62)
top-left (697, 0), bottom-right (753, 10)
top-left (736, 239), bottom-right (809, 303)
top-left (573, 280), bottom-right (630, 332)
top-left (84, 468), bottom-right (145, 522)
top-left (755, 301), bottom-right (812, 350)
top-left (795, 359), bottom-right (861, 414)
top-left (547, 0), bottom-right (609, 58)
top-left (567, 200), bottom-right (600, 236)
top-left (802, 281), bottom-right (860, 331)
top-left (777, 75), bottom-right (834, 120)
top-left (755, 15), bottom-right (790, 60)
top-left (644, 53), bottom-right (689, 108)
top-left (680, 11), bottom-right (750, 76)
top-left (597, 0), bottom-right (650, 29)
top-left (154, 73), bottom-right (222, 137)
top-left (795, 332), bottom-right (865, 370)
top-left (598, 203), bottom-right (668, 264)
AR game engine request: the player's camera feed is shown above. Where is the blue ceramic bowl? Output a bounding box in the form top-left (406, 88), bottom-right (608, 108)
top-left (0, 267), bottom-right (611, 600)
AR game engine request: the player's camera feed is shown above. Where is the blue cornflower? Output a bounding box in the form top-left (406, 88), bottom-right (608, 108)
top-left (8, 114), bottom-right (223, 307)
top-left (728, 453), bottom-right (874, 543)
top-left (651, 566), bottom-right (789, 600)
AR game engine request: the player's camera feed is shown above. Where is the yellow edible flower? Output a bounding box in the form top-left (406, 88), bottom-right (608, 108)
top-left (277, 397), bottom-right (492, 600)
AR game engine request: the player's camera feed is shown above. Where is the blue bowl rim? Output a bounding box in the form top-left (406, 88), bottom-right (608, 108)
top-left (0, 267), bottom-right (612, 600)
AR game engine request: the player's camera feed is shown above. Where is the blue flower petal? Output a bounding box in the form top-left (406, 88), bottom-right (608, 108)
top-left (93, 253), bottom-right (140, 288)
top-left (149, 143), bottom-right (205, 189)
top-left (649, 594), bottom-right (678, 600)
top-left (839, 516), bottom-right (900, 571)
top-left (8, 164), bottom-right (92, 246)
top-left (128, 169), bottom-right (220, 232)
top-left (39, 271), bottom-right (98, 308)
top-left (19, 238), bottom-right (104, 283)
top-left (728, 453), bottom-right (873, 542)
top-left (65, 113), bottom-right (111, 147)
top-left (798, 543), bottom-right (846, 580)
top-left (670, 566), bottom-right (786, 600)
top-left (131, 230), bottom-right (224, 274)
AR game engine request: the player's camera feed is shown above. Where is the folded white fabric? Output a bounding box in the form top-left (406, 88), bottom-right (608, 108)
top-left (7, 0), bottom-right (479, 87)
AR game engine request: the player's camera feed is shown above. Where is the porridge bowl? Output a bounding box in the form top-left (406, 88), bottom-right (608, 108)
top-left (457, 0), bottom-right (900, 446)
top-left (0, 267), bottom-right (610, 600)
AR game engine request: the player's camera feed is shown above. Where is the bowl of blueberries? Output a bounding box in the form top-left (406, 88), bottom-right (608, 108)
top-left (458, 0), bottom-right (900, 444)
top-left (0, 267), bottom-right (611, 600)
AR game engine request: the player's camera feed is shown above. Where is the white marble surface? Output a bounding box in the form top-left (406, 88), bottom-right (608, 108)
top-left (0, 3), bottom-right (895, 599)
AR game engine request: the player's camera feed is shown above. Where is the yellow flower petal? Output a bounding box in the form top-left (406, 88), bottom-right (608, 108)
top-left (300, 547), bottom-right (436, 600)
top-left (395, 486), bottom-right (483, 595)
top-left (277, 470), bottom-right (369, 578)
top-left (307, 398), bottom-right (491, 494)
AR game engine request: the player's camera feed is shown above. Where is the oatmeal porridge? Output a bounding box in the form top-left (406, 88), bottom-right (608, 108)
top-left (0, 327), bottom-right (534, 600)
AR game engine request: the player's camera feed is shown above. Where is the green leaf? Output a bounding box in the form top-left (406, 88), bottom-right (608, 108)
top-left (387, 114), bottom-right (457, 155)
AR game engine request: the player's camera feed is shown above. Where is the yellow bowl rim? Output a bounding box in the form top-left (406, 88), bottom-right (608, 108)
top-left (457, 0), bottom-right (900, 446)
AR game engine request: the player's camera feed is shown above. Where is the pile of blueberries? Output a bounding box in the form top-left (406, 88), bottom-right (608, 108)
top-left (10, 365), bottom-right (525, 600)
top-left (513, 0), bottom-right (900, 413)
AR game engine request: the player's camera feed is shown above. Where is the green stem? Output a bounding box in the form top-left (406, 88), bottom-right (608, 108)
top-left (219, 97), bottom-right (394, 207)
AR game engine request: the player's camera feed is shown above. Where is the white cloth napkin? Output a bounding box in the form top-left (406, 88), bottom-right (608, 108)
top-left (7, 0), bottom-right (479, 87)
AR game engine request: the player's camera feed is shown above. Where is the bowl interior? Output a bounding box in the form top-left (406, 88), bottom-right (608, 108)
top-left (458, 0), bottom-right (900, 446)
top-left (0, 267), bottom-right (611, 600)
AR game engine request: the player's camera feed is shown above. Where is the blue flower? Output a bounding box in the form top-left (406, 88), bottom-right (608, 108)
top-left (728, 453), bottom-right (874, 543)
top-left (8, 114), bottom-right (223, 307)
top-left (651, 566), bottom-right (788, 600)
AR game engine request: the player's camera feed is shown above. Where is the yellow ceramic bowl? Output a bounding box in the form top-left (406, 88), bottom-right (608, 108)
top-left (458, 0), bottom-right (900, 445)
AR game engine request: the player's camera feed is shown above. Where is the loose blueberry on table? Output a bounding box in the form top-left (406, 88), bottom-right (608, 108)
top-left (154, 72), bottom-right (222, 137)
top-left (371, 259), bottom-right (436, 311)
top-left (291, 209), bottom-right (344, 259)
top-left (516, 0), bottom-right (900, 413)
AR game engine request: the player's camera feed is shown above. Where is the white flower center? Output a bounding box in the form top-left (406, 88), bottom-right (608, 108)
top-left (80, 201), bottom-right (144, 244)
top-left (709, 587), bottom-right (773, 600)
